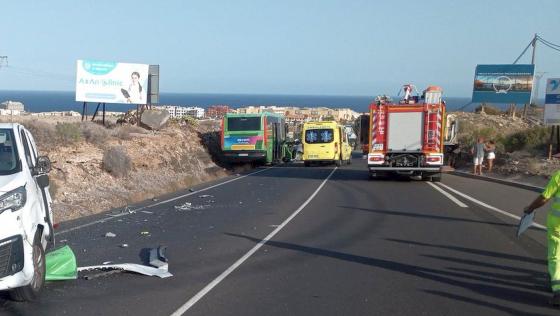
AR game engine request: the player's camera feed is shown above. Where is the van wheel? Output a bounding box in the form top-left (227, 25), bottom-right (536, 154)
top-left (304, 161), bottom-right (310, 167)
top-left (335, 159), bottom-right (342, 167)
top-left (10, 233), bottom-right (45, 301)
top-left (431, 174), bottom-right (442, 182)
top-left (347, 158), bottom-right (352, 165)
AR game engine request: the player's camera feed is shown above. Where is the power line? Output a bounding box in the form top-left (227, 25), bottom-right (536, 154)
top-left (538, 38), bottom-right (560, 53)
top-left (538, 36), bottom-right (560, 48)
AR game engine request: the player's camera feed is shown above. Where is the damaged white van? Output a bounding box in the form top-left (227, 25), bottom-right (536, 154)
top-left (0, 123), bottom-right (53, 301)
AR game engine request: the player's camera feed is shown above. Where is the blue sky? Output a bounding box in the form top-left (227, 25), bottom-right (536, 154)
top-left (0, 0), bottom-right (559, 97)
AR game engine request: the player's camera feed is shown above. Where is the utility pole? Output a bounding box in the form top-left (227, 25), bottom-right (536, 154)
top-left (531, 33), bottom-right (537, 65)
top-left (524, 34), bottom-right (538, 117)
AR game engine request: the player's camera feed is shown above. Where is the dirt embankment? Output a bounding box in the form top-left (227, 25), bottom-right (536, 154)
top-left (1, 115), bottom-right (231, 222)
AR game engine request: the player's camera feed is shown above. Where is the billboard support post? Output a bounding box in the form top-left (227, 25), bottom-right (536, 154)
top-left (81, 102), bottom-right (88, 121)
top-left (90, 103), bottom-right (107, 125)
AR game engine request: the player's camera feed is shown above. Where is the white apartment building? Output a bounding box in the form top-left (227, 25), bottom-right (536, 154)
top-left (155, 106), bottom-right (205, 119)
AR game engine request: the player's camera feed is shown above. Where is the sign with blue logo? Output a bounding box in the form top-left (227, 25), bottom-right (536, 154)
top-left (472, 64), bottom-right (535, 104)
top-left (545, 78), bottom-right (560, 126)
top-left (75, 60), bottom-right (149, 104)
top-left (546, 78), bottom-right (560, 104)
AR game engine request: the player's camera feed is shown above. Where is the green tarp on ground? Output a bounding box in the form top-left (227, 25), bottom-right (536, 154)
top-left (45, 245), bottom-right (77, 281)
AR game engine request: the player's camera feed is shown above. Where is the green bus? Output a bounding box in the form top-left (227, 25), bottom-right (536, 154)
top-left (221, 113), bottom-right (288, 164)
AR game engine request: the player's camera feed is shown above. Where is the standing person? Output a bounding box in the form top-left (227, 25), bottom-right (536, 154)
top-left (471, 137), bottom-right (485, 175)
top-left (486, 140), bottom-right (496, 173)
top-left (524, 170), bottom-right (560, 306)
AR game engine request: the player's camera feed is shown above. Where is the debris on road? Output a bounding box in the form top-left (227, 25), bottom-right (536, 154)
top-left (189, 188), bottom-right (195, 192)
top-left (140, 210), bottom-right (154, 214)
top-left (149, 246), bottom-right (169, 270)
top-left (152, 198), bottom-right (159, 202)
top-left (198, 194), bottom-right (213, 198)
top-left (120, 244), bottom-right (129, 248)
top-left (46, 246), bottom-right (78, 281)
top-left (78, 246), bottom-right (172, 279)
top-left (140, 231), bottom-right (150, 235)
top-left (102, 261), bottom-right (112, 265)
top-left (174, 202), bottom-right (209, 211)
top-left (105, 232), bottom-right (117, 238)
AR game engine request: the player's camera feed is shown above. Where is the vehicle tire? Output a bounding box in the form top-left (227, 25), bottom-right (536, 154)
top-left (304, 161), bottom-right (311, 167)
top-left (347, 158), bottom-right (352, 165)
top-left (10, 233), bottom-right (45, 302)
top-left (335, 159), bottom-right (342, 167)
top-left (431, 174), bottom-right (442, 182)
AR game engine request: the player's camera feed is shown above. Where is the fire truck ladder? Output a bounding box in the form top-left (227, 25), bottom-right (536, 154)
top-left (425, 107), bottom-right (441, 149)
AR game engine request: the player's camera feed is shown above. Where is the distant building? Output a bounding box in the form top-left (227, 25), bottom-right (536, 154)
top-left (31, 111), bottom-right (81, 117)
top-left (0, 100), bottom-right (25, 112)
top-left (206, 105), bottom-right (230, 119)
top-left (0, 109), bottom-right (22, 116)
top-left (234, 105), bottom-right (359, 124)
top-left (155, 105), bottom-right (205, 119)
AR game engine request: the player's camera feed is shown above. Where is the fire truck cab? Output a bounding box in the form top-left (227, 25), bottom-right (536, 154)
top-left (367, 85), bottom-right (446, 181)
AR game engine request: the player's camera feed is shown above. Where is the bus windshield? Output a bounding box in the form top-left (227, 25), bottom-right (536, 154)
top-left (0, 129), bottom-right (21, 175)
top-left (305, 129), bottom-right (334, 144)
top-left (227, 117), bottom-right (261, 131)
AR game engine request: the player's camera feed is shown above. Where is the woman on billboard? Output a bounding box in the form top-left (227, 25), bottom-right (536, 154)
top-left (121, 71), bottom-right (143, 103)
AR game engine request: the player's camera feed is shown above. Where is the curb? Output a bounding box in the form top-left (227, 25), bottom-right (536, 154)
top-left (449, 170), bottom-right (544, 193)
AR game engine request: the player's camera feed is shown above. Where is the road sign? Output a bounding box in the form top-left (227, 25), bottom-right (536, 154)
top-left (544, 78), bottom-right (560, 125)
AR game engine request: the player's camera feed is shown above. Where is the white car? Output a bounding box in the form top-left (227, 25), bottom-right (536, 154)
top-left (0, 123), bottom-right (53, 301)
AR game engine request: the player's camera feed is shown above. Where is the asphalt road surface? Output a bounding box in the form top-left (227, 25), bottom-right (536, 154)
top-left (0, 154), bottom-right (556, 315)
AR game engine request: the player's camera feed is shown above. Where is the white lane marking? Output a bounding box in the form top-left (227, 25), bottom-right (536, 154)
top-left (170, 167), bottom-right (338, 316)
top-left (56, 167), bottom-right (273, 235)
top-left (427, 182), bottom-right (468, 208)
top-left (437, 182), bottom-right (546, 231)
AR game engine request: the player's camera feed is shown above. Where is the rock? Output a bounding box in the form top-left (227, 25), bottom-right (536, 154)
top-left (141, 109), bottom-right (171, 130)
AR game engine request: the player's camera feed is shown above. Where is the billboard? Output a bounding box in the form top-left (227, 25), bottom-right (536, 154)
top-left (76, 60), bottom-right (149, 104)
top-left (472, 64), bottom-right (535, 104)
top-left (544, 78), bottom-right (560, 126)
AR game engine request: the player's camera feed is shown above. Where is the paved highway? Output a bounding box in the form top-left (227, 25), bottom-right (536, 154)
top-left (0, 154), bottom-right (556, 315)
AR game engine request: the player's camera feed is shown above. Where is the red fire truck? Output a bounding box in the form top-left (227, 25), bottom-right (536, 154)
top-left (367, 85), bottom-right (448, 181)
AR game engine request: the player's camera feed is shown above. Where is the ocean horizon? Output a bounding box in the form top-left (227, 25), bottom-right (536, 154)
top-left (0, 90), bottom-right (479, 114)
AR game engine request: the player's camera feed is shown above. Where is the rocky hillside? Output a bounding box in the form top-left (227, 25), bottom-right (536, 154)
top-left (1, 115), bottom-right (228, 222)
top-left (452, 110), bottom-right (558, 185)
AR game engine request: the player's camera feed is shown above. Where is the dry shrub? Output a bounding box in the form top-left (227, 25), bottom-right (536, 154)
top-left (81, 122), bottom-right (110, 146)
top-left (102, 146), bottom-right (132, 177)
top-left (21, 120), bottom-right (57, 149)
top-left (55, 122), bottom-right (82, 145)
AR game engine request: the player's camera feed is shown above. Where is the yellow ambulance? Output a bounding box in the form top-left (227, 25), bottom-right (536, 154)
top-left (302, 121), bottom-right (352, 166)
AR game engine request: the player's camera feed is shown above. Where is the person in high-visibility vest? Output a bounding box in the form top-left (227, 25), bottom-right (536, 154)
top-left (525, 170), bottom-right (560, 306)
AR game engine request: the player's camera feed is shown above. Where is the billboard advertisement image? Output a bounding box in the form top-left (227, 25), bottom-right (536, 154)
top-left (76, 60), bottom-right (149, 104)
top-left (544, 78), bottom-right (560, 126)
top-left (472, 64), bottom-right (535, 104)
